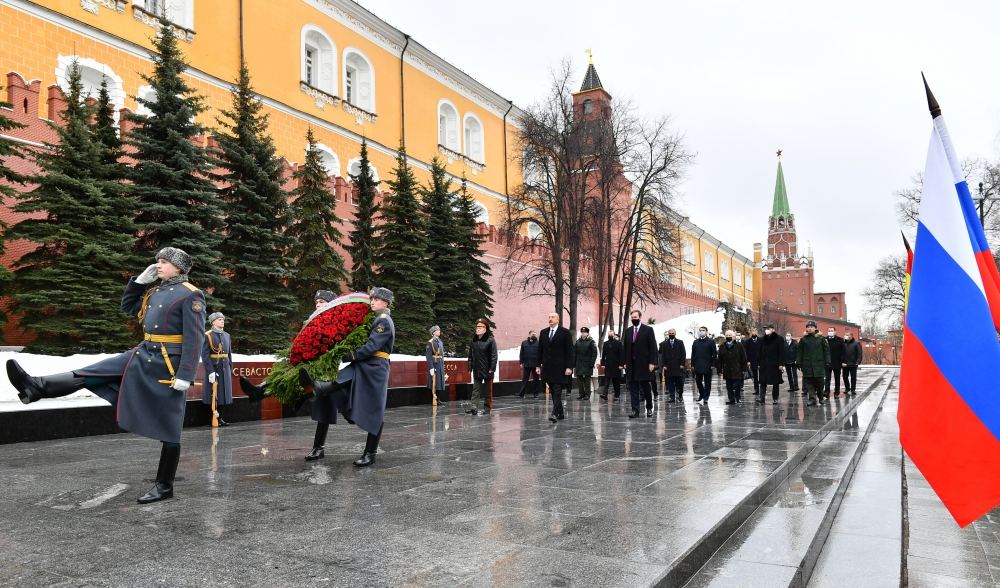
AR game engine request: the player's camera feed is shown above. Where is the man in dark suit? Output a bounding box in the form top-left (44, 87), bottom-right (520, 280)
top-left (659, 327), bottom-right (687, 403)
top-left (783, 333), bottom-right (799, 393)
top-left (825, 327), bottom-right (846, 397)
top-left (623, 309), bottom-right (658, 418)
top-left (743, 328), bottom-right (762, 399)
top-left (537, 311), bottom-right (574, 423)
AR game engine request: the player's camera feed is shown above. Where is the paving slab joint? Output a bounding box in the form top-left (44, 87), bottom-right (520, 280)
top-left (654, 369), bottom-right (891, 588)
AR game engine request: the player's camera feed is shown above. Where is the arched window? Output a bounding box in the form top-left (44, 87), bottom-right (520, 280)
top-left (818, 306), bottom-right (824, 314)
top-left (347, 157), bottom-right (379, 183)
top-left (471, 202), bottom-right (489, 226)
top-left (55, 56), bottom-right (126, 118)
top-left (135, 85), bottom-right (156, 116)
top-left (301, 26), bottom-right (336, 94)
top-left (527, 222), bottom-right (542, 240)
top-left (438, 100), bottom-right (459, 151)
top-left (582, 99), bottom-right (593, 114)
top-left (463, 113), bottom-right (484, 163)
top-left (830, 304), bottom-right (838, 314)
top-left (343, 48), bottom-right (374, 112)
top-left (313, 143), bottom-right (340, 177)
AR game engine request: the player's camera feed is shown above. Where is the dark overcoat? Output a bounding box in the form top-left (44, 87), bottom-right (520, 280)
top-left (690, 338), bottom-right (718, 375)
top-left (759, 332), bottom-right (785, 385)
top-left (201, 329), bottom-right (233, 405)
top-left (797, 333), bottom-right (831, 378)
top-left (538, 325), bottom-right (574, 385)
top-left (468, 334), bottom-right (498, 380)
top-left (425, 336), bottom-right (445, 391)
top-left (601, 339), bottom-right (624, 379)
top-left (744, 336), bottom-right (762, 368)
top-left (336, 310), bottom-right (394, 436)
top-left (843, 339), bottom-right (863, 366)
top-left (659, 337), bottom-right (687, 378)
top-left (827, 336), bottom-right (846, 366)
top-left (784, 339), bottom-right (799, 365)
top-left (623, 324), bottom-right (657, 382)
top-left (76, 277), bottom-right (206, 444)
top-left (717, 340), bottom-right (748, 380)
top-left (519, 338), bottom-right (540, 369)
top-left (574, 337), bottom-right (598, 377)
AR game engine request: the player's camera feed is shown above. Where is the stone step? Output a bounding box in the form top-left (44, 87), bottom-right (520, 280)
top-left (806, 382), bottom-right (902, 588)
top-left (645, 369), bottom-right (892, 588)
top-left (679, 372), bottom-right (895, 587)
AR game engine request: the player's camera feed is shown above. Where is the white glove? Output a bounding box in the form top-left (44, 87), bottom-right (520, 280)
top-left (429, 368), bottom-right (435, 376)
top-left (171, 379), bottom-right (191, 392)
top-left (208, 372), bottom-right (217, 384)
top-left (136, 263), bottom-right (158, 284)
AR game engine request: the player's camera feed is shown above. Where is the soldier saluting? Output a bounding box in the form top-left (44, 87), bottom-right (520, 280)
top-left (5, 247), bottom-right (206, 504)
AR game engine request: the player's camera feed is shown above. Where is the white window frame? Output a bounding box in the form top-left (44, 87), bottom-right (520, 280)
top-left (347, 157), bottom-right (379, 183)
top-left (527, 222), bottom-right (542, 240)
top-left (313, 143), bottom-right (340, 177)
top-left (720, 259), bottom-right (730, 281)
top-left (745, 274), bottom-right (753, 292)
top-left (342, 47), bottom-right (375, 112)
top-left (471, 202), bottom-right (489, 226)
top-left (682, 240), bottom-right (695, 265)
top-left (703, 251), bottom-right (715, 274)
top-left (437, 100), bottom-right (459, 152)
top-left (301, 25), bottom-right (336, 95)
top-left (463, 112), bottom-right (485, 164)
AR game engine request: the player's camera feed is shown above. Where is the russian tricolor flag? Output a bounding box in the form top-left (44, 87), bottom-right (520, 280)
top-left (899, 77), bottom-right (1000, 527)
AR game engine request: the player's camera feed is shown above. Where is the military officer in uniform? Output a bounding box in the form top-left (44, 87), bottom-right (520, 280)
top-left (425, 325), bottom-right (446, 405)
top-left (202, 312), bottom-right (233, 425)
top-left (300, 287), bottom-right (395, 467)
top-left (5, 247), bottom-right (206, 504)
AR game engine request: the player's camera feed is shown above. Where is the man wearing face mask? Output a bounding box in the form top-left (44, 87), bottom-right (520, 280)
top-left (574, 327), bottom-right (598, 400)
top-left (538, 311), bottom-right (575, 423)
top-left (842, 331), bottom-right (863, 395)
top-left (659, 328), bottom-right (686, 403)
top-left (743, 328), bottom-right (762, 399)
top-left (518, 330), bottom-right (541, 398)
top-left (783, 333), bottom-right (800, 395)
top-left (824, 327), bottom-right (846, 398)
top-left (600, 331), bottom-right (624, 401)
top-left (718, 329), bottom-right (748, 404)
top-left (690, 326), bottom-right (718, 406)
top-left (758, 325), bottom-right (785, 404)
top-left (623, 309), bottom-right (658, 417)
top-left (797, 320), bottom-right (831, 406)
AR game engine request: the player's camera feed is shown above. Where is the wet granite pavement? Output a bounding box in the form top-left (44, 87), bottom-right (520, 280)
top-left (1, 367), bottom-right (988, 587)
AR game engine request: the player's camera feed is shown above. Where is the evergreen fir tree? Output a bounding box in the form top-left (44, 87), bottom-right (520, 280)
top-left (0, 86), bottom-right (26, 340)
top-left (287, 128), bottom-right (348, 315)
top-left (373, 145), bottom-right (434, 354)
top-left (421, 157), bottom-right (468, 344)
top-left (126, 20), bottom-right (224, 289)
top-left (92, 79), bottom-right (122, 175)
top-left (346, 139), bottom-right (379, 292)
top-left (212, 62), bottom-right (297, 353)
top-left (454, 174), bottom-right (495, 341)
top-left (6, 61), bottom-right (137, 353)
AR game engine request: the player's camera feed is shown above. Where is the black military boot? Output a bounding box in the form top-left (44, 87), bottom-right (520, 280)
top-left (239, 376), bottom-right (266, 402)
top-left (138, 444), bottom-right (180, 504)
top-left (306, 423), bottom-right (328, 461)
top-left (6, 360), bottom-right (86, 404)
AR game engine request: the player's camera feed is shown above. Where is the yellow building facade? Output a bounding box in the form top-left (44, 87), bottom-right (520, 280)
top-left (0, 0), bottom-right (522, 221)
top-left (674, 217), bottom-right (758, 309)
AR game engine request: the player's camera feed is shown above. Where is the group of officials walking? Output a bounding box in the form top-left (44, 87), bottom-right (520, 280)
top-left (511, 311), bottom-right (866, 423)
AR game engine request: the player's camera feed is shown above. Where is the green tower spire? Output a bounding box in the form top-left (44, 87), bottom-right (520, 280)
top-left (772, 152), bottom-right (791, 217)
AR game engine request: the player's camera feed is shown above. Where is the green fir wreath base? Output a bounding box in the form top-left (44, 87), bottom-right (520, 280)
top-left (265, 311), bottom-right (376, 405)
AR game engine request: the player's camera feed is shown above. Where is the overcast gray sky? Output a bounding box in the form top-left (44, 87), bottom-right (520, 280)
top-left (368, 0), bottom-right (1000, 324)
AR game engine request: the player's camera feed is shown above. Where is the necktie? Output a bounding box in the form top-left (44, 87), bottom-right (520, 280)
top-left (632, 327), bottom-right (638, 343)
top-left (550, 327), bottom-right (555, 340)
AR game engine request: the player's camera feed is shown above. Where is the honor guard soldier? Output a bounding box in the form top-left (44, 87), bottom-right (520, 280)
top-left (426, 325), bottom-right (446, 405)
top-left (300, 287), bottom-right (395, 467)
top-left (202, 312), bottom-right (233, 425)
top-left (6, 247), bottom-right (206, 504)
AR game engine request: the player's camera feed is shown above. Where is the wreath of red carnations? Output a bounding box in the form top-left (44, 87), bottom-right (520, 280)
top-left (289, 293), bottom-right (373, 365)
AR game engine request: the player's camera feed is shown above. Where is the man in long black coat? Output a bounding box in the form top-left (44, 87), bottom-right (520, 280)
top-left (659, 328), bottom-right (686, 403)
top-left (743, 329), bottom-right (762, 398)
top-left (623, 309), bottom-right (658, 418)
top-left (825, 327), bottom-right (846, 397)
top-left (538, 312), bottom-right (574, 423)
top-left (600, 332), bottom-right (624, 401)
top-left (758, 326), bottom-right (784, 403)
top-left (518, 330), bottom-right (541, 398)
